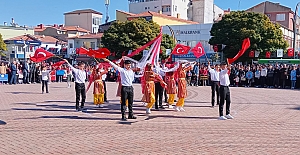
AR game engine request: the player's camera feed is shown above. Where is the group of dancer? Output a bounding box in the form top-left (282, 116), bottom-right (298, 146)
top-left (62, 56), bottom-right (233, 121)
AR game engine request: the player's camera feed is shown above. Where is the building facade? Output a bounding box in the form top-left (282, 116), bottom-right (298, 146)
top-left (246, 1), bottom-right (300, 50)
top-left (64, 9), bottom-right (103, 33)
top-left (128, 0), bottom-right (190, 20)
top-left (34, 24), bottom-right (89, 42)
top-left (67, 33), bottom-right (103, 61)
top-left (162, 23), bottom-right (218, 62)
top-left (4, 34), bottom-right (63, 62)
top-left (0, 25), bottom-right (34, 40)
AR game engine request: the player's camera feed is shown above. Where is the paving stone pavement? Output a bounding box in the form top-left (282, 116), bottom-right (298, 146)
top-left (0, 82), bottom-right (300, 155)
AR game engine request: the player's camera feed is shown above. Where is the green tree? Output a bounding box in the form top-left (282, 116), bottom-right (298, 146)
top-left (102, 18), bottom-right (175, 60)
top-left (209, 11), bottom-right (288, 61)
top-left (0, 33), bottom-right (7, 56)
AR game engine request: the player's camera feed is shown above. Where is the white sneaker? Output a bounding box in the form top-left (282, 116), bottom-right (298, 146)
top-left (142, 102), bottom-right (147, 106)
top-left (168, 104), bottom-right (173, 109)
top-left (219, 116), bottom-right (227, 120)
top-left (146, 108), bottom-right (151, 114)
top-left (179, 107), bottom-right (185, 112)
top-left (174, 106), bottom-right (180, 112)
top-left (126, 107), bottom-right (129, 112)
top-left (225, 114), bottom-right (234, 119)
top-left (99, 104), bottom-right (104, 108)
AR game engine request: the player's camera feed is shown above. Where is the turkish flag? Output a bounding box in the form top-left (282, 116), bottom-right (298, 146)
top-left (266, 51), bottom-right (271, 58)
top-left (76, 47), bottom-right (89, 55)
top-left (191, 42), bottom-right (206, 58)
top-left (88, 48), bottom-right (111, 58)
top-left (287, 48), bottom-right (294, 57)
top-left (51, 60), bottom-right (66, 67)
top-left (171, 44), bottom-right (191, 55)
top-left (30, 48), bottom-right (55, 62)
top-left (227, 38), bottom-right (250, 64)
top-left (249, 50), bottom-right (254, 57)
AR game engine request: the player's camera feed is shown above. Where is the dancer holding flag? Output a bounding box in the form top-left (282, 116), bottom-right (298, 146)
top-left (174, 61), bottom-right (195, 112)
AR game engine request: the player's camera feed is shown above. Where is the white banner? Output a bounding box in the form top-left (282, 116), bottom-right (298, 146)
top-left (277, 49), bottom-right (283, 57)
top-left (255, 51), bottom-right (260, 57)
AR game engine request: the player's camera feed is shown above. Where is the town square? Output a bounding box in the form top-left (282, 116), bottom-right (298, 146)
top-left (1, 0), bottom-right (300, 154)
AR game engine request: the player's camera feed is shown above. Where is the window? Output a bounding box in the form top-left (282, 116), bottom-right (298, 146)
top-left (175, 6), bottom-right (177, 12)
top-left (276, 14), bottom-right (285, 21)
top-left (92, 17), bottom-right (100, 25)
top-left (69, 43), bottom-right (73, 48)
top-left (162, 5), bottom-right (171, 12)
top-left (91, 42), bottom-right (96, 49)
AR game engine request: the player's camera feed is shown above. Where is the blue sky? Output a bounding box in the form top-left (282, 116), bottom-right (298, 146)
top-left (0, 0), bottom-right (298, 27)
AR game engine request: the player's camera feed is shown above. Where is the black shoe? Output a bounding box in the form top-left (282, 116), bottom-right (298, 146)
top-left (76, 107), bottom-right (81, 111)
top-left (174, 100), bottom-right (177, 102)
top-left (159, 106), bottom-right (165, 109)
top-left (122, 115), bottom-right (127, 121)
top-left (46, 92), bottom-right (49, 93)
top-left (128, 115), bottom-right (137, 119)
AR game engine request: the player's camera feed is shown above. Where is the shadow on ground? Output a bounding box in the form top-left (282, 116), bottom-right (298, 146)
top-left (0, 120), bottom-right (7, 125)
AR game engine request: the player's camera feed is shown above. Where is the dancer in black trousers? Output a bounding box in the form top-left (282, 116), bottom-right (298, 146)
top-left (208, 61), bottom-right (220, 107)
top-left (64, 59), bottom-right (87, 111)
top-left (104, 58), bottom-right (138, 121)
top-left (219, 62), bottom-right (234, 120)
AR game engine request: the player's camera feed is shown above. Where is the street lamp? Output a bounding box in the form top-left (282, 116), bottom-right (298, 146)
top-left (293, 2), bottom-right (300, 59)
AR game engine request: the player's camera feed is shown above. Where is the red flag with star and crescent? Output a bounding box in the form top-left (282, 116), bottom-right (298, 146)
top-left (171, 44), bottom-right (191, 55)
top-left (30, 48), bottom-right (55, 62)
top-left (191, 42), bottom-right (206, 58)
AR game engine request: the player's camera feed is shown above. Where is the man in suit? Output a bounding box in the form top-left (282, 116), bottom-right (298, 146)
top-left (9, 61), bottom-right (17, 85)
top-left (22, 60), bottom-right (30, 84)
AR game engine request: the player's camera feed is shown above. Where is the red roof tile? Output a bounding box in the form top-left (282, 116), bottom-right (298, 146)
top-left (6, 34), bottom-right (60, 43)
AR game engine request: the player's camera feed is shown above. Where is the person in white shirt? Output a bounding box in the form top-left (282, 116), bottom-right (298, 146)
top-left (41, 66), bottom-right (51, 94)
top-left (260, 65), bottom-right (268, 88)
top-left (219, 62), bottom-right (234, 120)
top-left (208, 61), bottom-right (220, 107)
top-left (63, 59), bottom-right (87, 111)
top-left (103, 58), bottom-right (138, 121)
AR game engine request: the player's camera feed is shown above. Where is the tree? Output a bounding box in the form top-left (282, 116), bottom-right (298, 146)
top-left (209, 11), bottom-right (288, 61)
top-left (0, 33), bottom-right (7, 57)
top-left (102, 18), bottom-right (175, 60)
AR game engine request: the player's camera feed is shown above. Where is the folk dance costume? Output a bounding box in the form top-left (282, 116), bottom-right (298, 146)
top-left (174, 62), bottom-right (194, 112)
top-left (143, 64), bottom-right (167, 114)
top-left (86, 68), bottom-right (108, 107)
top-left (160, 62), bottom-right (179, 109)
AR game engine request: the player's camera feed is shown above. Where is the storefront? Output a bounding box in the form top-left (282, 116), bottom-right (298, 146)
top-left (162, 23), bottom-right (222, 63)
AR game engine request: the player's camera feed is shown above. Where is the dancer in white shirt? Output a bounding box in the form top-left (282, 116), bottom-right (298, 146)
top-left (219, 62), bottom-right (234, 120)
top-left (208, 61), bottom-right (220, 107)
top-left (63, 59), bottom-right (87, 111)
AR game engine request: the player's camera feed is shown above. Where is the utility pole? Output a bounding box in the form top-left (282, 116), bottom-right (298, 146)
top-left (293, 2), bottom-right (300, 59)
top-left (105, 0), bottom-right (110, 23)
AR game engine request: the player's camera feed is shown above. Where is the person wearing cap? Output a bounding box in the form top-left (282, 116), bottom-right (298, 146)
top-left (207, 61), bottom-right (220, 108)
top-left (103, 58), bottom-right (138, 121)
top-left (219, 62), bottom-right (234, 120)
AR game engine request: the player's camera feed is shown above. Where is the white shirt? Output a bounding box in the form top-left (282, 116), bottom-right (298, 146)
top-left (154, 63), bottom-right (179, 79)
top-left (219, 69), bottom-right (230, 86)
top-left (208, 65), bottom-right (220, 81)
top-left (69, 64), bottom-right (86, 83)
top-left (100, 69), bottom-right (107, 81)
top-left (260, 68), bottom-right (267, 77)
top-left (41, 70), bottom-right (50, 81)
top-left (109, 61), bottom-right (134, 86)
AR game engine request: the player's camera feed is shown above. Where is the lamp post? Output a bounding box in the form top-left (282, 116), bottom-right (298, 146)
top-left (293, 2), bottom-right (300, 59)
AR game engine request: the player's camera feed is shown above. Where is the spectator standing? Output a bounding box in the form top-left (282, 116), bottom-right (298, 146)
top-left (192, 63), bottom-right (199, 86)
top-left (9, 61), bottom-right (17, 85)
top-left (290, 66), bottom-right (297, 89)
top-left (260, 65), bottom-right (268, 88)
top-left (245, 67), bottom-right (253, 87)
top-left (267, 65), bottom-right (274, 88)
